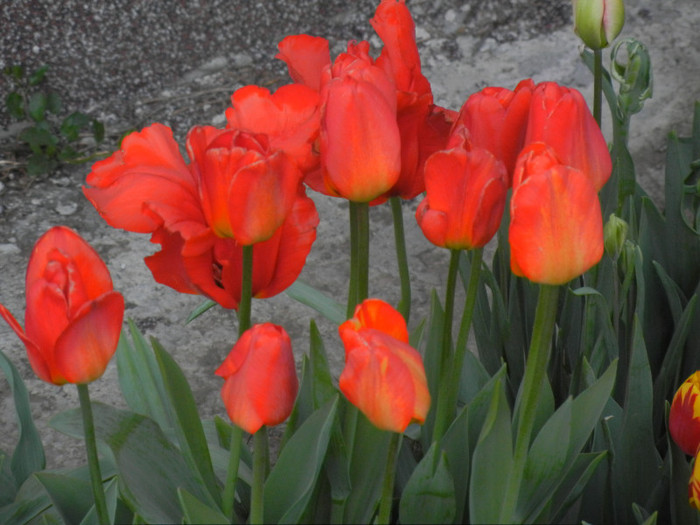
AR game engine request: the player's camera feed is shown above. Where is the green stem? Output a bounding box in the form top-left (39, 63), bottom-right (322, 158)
top-left (593, 48), bottom-right (603, 128)
top-left (77, 383), bottom-right (109, 525)
top-left (222, 425), bottom-right (243, 521)
top-left (250, 427), bottom-right (269, 524)
top-left (433, 249), bottom-right (483, 442)
top-left (500, 284), bottom-right (560, 522)
top-left (390, 197), bottom-right (411, 322)
top-left (441, 250), bottom-right (461, 372)
top-left (377, 433), bottom-right (401, 525)
top-left (238, 244), bottom-right (254, 336)
top-left (346, 202), bottom-right (370, 317)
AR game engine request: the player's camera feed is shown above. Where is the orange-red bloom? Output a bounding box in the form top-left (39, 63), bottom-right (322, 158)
top-left (0, 226), bottom-right (124, 385)
top-left (453, 79), bottom-right (534, 181)
top-left (509, 152), bottom-right (604, 284)
top-left (216, 323), bottom-right (298, 434)
top-left (319, 41), bottom-right (402, 202)
top-left (670, 371), bottom-right (700, 456)
top-left (524, 81), bottom-right (611, 192)
top-left (339, 299), bottom-right (430, 433)
top-left (84, 123), bottom-right (319, 309)
top-left (416, 127), bottom-right (508, 250)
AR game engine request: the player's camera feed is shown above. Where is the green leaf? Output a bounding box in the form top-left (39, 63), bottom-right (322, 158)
top-left (0, 474), bottom-right (55, 524)
top-left (399, 441), bottom-right (456, 524)
top-left (51, 403), bottom-right (214, 525)
top-left (613, 318), bottom-right (663, 524)
top-left (116, 321), bottom-right (172, 436)
top-left (35, 471), bottom-right (95, 525)
top-left (264, 396), bottom-right (338, 524)
top-left (470, 378), bottom-right (513, 524)
top-left (0, 349), bottom-right (45, 488)
top-left (178, 488), bottom-right (229, 525)
top-left (185, 299), bottom-right (217, 324)
top-left (28, 65), bottom-right (48, 86)
top-left (19, 126), bottom-right (58, 153)
top-left (46, 92), bottom-right (62, 115)
top-left (92, 119), bottom-right (105, 144)
top-left (151, 337), bottom-right (221, 506)
top-left (548, 452), bottom-right (607, 523)
top-left (26, 154), bottom-right (55, 176)
top-left (5, 92), bottom-right (24, 119)
top-left (60, 112), bottom-right (91, 141)
top-left (27, 92), bottom-right (47, 122)
top-left (285, 280), bottom-right (345, 325)
top-left (4, 64), bottom-right (24, 81)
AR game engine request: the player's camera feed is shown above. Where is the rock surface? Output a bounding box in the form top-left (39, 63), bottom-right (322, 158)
top-left (0, 0), bottom-right (699, 469)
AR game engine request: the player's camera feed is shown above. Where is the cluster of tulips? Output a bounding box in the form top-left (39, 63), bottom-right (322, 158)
top-left (3, 0), bottom-right (700, 523)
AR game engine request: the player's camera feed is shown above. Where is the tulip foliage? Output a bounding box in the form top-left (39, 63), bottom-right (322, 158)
top-left (1, 1), bottom-right (700, 524)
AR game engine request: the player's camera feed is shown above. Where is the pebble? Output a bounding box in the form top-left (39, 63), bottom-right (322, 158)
top-left (0, 243), bottom-right (21, 255)
top-left (56, 202), bottom-right (78, 216)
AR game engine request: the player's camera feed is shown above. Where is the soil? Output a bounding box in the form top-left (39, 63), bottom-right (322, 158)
top-left (0, 0), bottom-right (699, 471)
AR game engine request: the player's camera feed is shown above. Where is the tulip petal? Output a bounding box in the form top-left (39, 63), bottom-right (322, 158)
top-left (0, 303), bottom-right (52, 383)
top-left (276, 34), bottom-right (331, 92)
top-left (53, 291), bottom-right (124, 384)
top-left (84, 123), bottom-right (202, 233)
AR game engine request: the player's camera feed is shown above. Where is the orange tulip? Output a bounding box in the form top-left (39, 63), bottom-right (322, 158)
top-left (319, 41), bottom-right (401, 202)
top-left (0, 226), bottom-right (124, 385)
top-left (524, 82), bottom-right (611, 192)
top-left (216, 323), bottom-right (298, 434)
top-left (84, 123), bottom-right (319, 310)
top-left (339, 299), bottom-right (430, 433)
top-left (454, 79), bottom-right (534, 180)
top-left (670, 371), bottom-right (700, 456)
top-left (416, 128), bottom-right (508, 250)
top-left (509, 158), bottom-right (604, 285)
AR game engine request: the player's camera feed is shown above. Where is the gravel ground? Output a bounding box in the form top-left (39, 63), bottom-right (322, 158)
top-left (0, 0), bottom-right (699, 472)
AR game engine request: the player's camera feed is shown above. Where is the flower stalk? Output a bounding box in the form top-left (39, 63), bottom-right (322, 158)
top-left (347, 201), bottom-right (370, 318)
top-left (500, 284), bottom-right (560, 521)
top-left (77, 383), bottom-right (109, 525)
top-left (250, 427), bottom-right (270, 524)
top-left (377, 432), bottom-right (402, 525)
top-left (390, 196), bottom-right (411, 321)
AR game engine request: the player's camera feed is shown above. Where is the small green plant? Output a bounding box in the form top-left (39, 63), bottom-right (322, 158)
top-left (3, 64), bottom-right (106, 176)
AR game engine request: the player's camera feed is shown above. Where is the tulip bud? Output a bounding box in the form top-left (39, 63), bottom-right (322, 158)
top-left (603, 213), bottom-right (629, 258)
top-left (670, 371), bottom-right (700, 457)
top-left (216, 323), bottom-right (298, 434)
top-left (573, 0), bottom-right (625, 50)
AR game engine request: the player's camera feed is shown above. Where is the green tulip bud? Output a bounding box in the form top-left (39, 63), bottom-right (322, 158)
top-left (573, 0), bottom-right (625, 50)
top-left (604, 213), bottom-right (628, 258)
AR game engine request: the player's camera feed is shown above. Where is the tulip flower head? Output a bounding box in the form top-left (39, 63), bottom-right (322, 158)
top-left (509, 150), bottom-right (604, 285)
top-left (216, 323), bottom-right (298, 434)
top-left (573, 0), bottom-right (625, 50)
top-left (453, 79), bottom-right (534, 180)
top-left (691, 453), bottom-right (700, 510)
top-left (416, 128), bottom-right (508, 250)
top-left (0, 226), bottom-right (124, 385)
top-left (84, 121), bottom-right (319, 310)
top-left (339, 299), bottom-right (430, 433)
top-left (670, 371), bottom-right (700, 457)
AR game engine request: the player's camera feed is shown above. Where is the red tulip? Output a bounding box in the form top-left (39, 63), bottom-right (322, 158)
top-left (319, 41), bottom-right (402, 202)
top-left (416, 128), bottom-right (508, 250)
top-left (509, 157), bottom-right (604, 284)
top-left (524, 81), bottom-right (611, 192)
top-left (454, 79), bottom-right (534, 180)
top-left (670, 371), bottom-right (700, 456)
top-left (216, 323), bottom-right (298, 434)
top-left (339, 299), bottom-right (430, 433)
top-left (84, 123), bottom-right (319, 309)
top-left (0, 226), bottom-right (124, 385)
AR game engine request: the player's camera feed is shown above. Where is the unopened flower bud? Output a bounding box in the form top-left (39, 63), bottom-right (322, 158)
top-left (573, 0), bottom-right (625, 50)
top-left (603, 213), bottom-right (628, 258)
